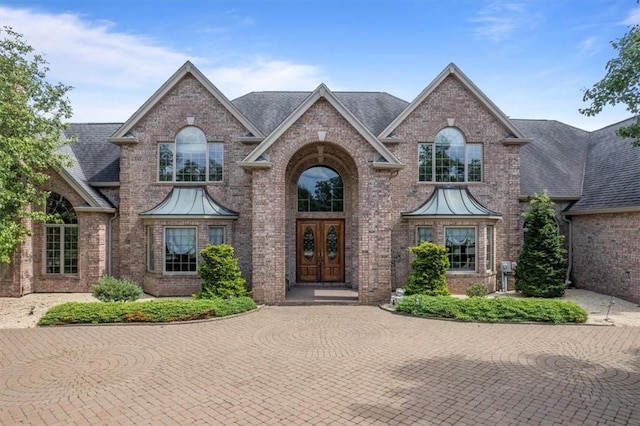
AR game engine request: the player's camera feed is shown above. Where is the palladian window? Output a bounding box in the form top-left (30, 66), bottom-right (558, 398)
top-left (418, 127), bottom-right (482, 182)
top-left (158, 126), bottom-right (223, 182)
top-left (44, 193), bottom-right (78, 275)
top-left (297, 166), bottom-right (344, 212)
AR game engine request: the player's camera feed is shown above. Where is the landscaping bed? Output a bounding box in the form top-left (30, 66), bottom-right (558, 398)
top-left (395, 295), bottom-right (588, 324)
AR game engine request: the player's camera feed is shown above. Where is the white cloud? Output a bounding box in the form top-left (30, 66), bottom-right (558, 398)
top-left (471, 1), bottom-right (528, 42)
top-left (622, 7), bottom-right (640, 25)
top-left (206, 59), bottom-right (328, 99)
top-left (579, 36), bottom-right (599, 57)
top-left (0, 6), bottom-right (326, 122)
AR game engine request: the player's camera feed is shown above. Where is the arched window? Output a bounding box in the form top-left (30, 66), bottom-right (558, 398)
top-left (45, 193), bottom-right (78, 274)
top-left (297, 166), bottom-right (344, 212)
top-left (158, 126), bottom-right (223, 182)
top-left (418, 127), bottom-right (482, 182)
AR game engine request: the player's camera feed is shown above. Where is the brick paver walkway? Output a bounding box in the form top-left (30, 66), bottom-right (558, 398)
top-left (1, 306), bottom-right (639, 425)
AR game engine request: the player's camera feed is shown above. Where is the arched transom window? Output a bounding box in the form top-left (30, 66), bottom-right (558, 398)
top-left (297, 166), bottom-right (344, 212)
top-left (158, 126), bottom-right (223, 182)
top-left (44, 193), bottom-right (78, 275)
top-left (418, 127), bottom-right (482, 182)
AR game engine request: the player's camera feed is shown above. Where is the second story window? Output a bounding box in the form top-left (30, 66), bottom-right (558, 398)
top-left (158, 126), bottom-right (223, 182)
top-left (419, 127), bottom-right (482, 183)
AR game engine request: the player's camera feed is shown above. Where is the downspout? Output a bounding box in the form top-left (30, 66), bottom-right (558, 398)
top-left (108, 211), bottom-right (118, 276)
top-left (560, 214), bottom-right (572, 285)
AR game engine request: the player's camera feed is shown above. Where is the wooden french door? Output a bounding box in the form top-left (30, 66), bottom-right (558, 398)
top-left (297, 219), bottom-right (344, 282)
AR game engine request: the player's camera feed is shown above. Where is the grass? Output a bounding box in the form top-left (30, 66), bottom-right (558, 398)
top-left (395, 295), bottom-right (588, 324)
top-left (37, 296), bottom-right (257, 326)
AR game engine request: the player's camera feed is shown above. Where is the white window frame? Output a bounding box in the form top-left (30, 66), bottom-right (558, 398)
top-left (44, 224), bottom-right (79, 275)
top-left (163, 226), bottom-right (198, 274)
top-left (418, 128), bottom-right (483, 183)
top-left (486, 225), bottom-right (494, 272)
top-left (146, 226), bottom-right (155, 272)
top-left (208, 226), bottom-right (225, 245)
top-left (416, 226), bottom-right (433, 244)
top-left (157, 126), bottom-right (224, 183)
top-left (444, 226), bottom-right (477, 272)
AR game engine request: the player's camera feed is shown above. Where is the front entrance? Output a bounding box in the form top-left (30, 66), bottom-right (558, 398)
top-left (297, 219), bottom-right (344, 282)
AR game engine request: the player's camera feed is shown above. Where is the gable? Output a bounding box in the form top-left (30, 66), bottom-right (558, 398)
top-left (240, 84), bottom-right (403, 169)
top-left (379, 63), bottom-right (530, 143)
top-left (109, 61), bottom-right (262, 142)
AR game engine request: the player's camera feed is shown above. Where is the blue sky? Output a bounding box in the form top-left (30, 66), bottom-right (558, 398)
top-left (1, 1), bottom-right (638, 130)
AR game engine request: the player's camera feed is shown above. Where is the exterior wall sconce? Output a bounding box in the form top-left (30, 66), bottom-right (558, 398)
top-left (317, 130), bottom-right (326, 141)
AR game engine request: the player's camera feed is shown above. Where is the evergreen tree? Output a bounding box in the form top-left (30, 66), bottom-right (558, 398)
top-left (515, 191), bottom-right (567, 298)
top-left (404, 241), bottom-right (450, 296)
top-left (196, 244), bottom-right (248, 299)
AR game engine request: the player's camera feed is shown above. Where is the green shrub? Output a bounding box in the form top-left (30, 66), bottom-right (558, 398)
top-left (404, 241), bottom-right (450, 296)
top-left (92, 276), bottom-right (143, 302)
top-left (37, 297), bottom-right (257, 326)
top-left (515, 191), bottom-right (567, 298)
top-left (196, 244), bottom-right (248, 299)
top-left (395, 295), bottom-right (587, 324)
top-left (465, 282), bottom-right (489, 298)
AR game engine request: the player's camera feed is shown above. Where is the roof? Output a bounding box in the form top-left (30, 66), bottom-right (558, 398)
top-left (140, 187), bottom-right (238, 219)
top-left (239, 84), bottom-right (404, 169)
top-left (232, 91), bottom-right (408, 136)
top-left (402, 187), bottom-right (502, 219)
top-left (64, 123), bottom-right (121, 183)
top-left (513, 119), bottom-right (590, 199)
top-left (566, 117), bottom-right (640, 214)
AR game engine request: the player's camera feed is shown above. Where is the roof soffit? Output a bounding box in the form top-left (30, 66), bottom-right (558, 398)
top-left (241, 84), bottom-right (403, 167)
top-left (110, 61), bottom-right (263, 140)
top-left (378, 63), bottom-right (528, 140)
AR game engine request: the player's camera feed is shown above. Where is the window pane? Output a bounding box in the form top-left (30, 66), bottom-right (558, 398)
top-left (486, 225), bottom-right (494, 271)
top-left (158, 143), bottom-right (174, 181)
top-left (418, 144), bottom-right (433, 182)
top-left (165, 228), bottom-right (197, 272)
top-left (63, 227), bottom-right (78, 274)
top-left (208, 227), bottom-right (224, 245)
top-left (467, 144), bottom-right (482, 182)
top-left (46, 227), bottom-right (61, 274)
top-left (445, 227), bottom-right (476, 271)
top-left (46, 193), bottom-right (77, 224)
top-left (435, 128), bottom-right (465, 182)
top-left (147, 226), bottom-right (155, 272)
top-left (297, 166), bottom-right (343, 212)
top-left (208, 143), bottom-right (223, 181)
top-left (176, 127), bottom-right (206, 182)
top-left (417, 227), bottom-right (433, 243)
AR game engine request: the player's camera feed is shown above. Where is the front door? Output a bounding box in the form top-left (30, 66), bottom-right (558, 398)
top-left (297, 219), bottom-right (344, 282)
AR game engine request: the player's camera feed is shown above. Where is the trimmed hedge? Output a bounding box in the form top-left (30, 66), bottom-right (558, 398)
top-left (395, 295), bottom-right (587, 324)
top-left (37, 297), bottom-right (257, 326)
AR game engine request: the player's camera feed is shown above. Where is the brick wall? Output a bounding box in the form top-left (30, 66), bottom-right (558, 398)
top-left (570, 212), bottom-right (640, 304)
top-left (117, 74), bottom-right (255, 296)
top-left (386, 75), bottom-right (524, 294)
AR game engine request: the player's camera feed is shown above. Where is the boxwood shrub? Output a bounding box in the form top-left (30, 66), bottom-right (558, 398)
top-left (395, 295), bottom-right (587, 324)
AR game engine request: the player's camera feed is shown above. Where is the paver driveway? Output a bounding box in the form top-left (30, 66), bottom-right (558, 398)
top-left (1, 306), bottom-right (639, 425)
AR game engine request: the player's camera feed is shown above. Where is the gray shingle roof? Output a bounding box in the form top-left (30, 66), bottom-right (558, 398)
top-left (231, 91), bottom-right (408, 136)
top-left (567, 117), bottom-right (640, 213)
top-left (56, 144), bottom-right (113, 209)
top-left (64, 123), bottom-right (121, 183)
top-left (513, 119), bottom-right (590, 199)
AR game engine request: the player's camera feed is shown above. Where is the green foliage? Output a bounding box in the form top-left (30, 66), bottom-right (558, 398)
top-left (0, 27), bottom-right (74, 263)
top-left (37, 297), bottom-right (257, 326)
top-left (196, 244), bottom-right (248, 299)
top-left (91, 276), bottom-right (143, 302)
top-left (465, 282), bottom-right (489, 298)
top-left (396, 295), bottom-right (587, 324)
top-left (515, 191), bottom-right (567, 298)
top-left (580, 25), bottom-right (640, 146)
top-left (404, 241), bottom-right (450, 296)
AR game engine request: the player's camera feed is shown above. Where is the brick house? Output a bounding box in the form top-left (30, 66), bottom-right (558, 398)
top-left (2, 62), bottom-right (638, 304)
